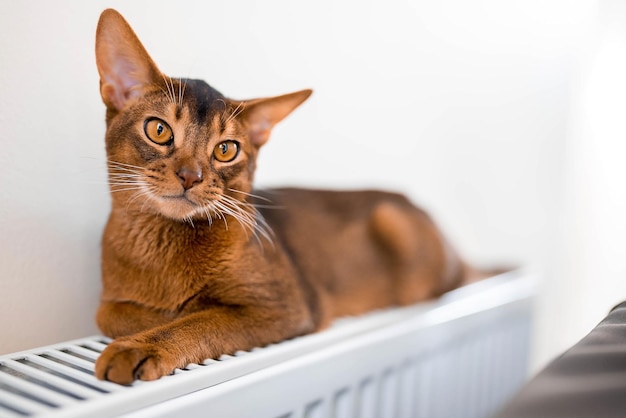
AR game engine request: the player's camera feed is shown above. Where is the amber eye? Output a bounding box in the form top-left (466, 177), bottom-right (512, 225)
top-left (144, 118), bottom-right (174, 145)
top-left (213, 140), bottom-right (240, 162)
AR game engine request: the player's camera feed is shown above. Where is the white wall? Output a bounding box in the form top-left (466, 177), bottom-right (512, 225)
top-left (0, 0), bottom-right (617, 375)
top-left (533, 0), bottom-right (626, 370)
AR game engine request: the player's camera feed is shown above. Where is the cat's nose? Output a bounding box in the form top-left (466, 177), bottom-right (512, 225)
top-left (176, 167), bottom-right (203, 190)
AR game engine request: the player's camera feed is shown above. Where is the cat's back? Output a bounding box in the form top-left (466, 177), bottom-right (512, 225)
top-left (254, 187), bottom-right (443, 317)
top-left (255, 187), bottom-right (420, 222)
top-left (255, 187), bottom-right (432, 244)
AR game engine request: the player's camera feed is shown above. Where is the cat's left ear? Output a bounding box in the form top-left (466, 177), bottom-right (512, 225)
top-left (233, 89), bottom-right (312, 147)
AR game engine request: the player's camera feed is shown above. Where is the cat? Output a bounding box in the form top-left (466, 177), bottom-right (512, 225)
top-left (94, 8), bottom-right (487, 385)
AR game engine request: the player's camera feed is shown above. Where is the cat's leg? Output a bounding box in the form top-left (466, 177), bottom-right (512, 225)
top-left (369, 202), bottom-right (465, 305)
top-left (95, 304), bottom-right (313, 384)
top-left (96, 301), bottom-right (177, 338)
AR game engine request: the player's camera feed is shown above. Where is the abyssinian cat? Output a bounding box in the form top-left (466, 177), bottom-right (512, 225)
top-left (94, 9), bottom-right (486, 384)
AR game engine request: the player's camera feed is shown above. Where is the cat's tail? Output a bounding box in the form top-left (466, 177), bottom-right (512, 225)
top-left (437, 230), bottom-right (513, 291)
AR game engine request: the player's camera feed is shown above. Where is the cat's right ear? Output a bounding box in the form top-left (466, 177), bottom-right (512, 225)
top-left (95, 9), bottom-right (161, 111)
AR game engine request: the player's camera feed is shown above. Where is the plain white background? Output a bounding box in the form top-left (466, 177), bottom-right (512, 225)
top-left (1, 0), bottom-right (624, 374)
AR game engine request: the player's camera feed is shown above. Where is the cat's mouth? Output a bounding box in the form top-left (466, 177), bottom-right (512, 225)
top-left (156, 193), bottom-right (203, 220)
top-left (161, 194), bottom-right (197, 203)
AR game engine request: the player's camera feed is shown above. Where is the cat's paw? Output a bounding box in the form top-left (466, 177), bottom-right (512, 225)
top-left (95, 339), bottom-right (176, 385)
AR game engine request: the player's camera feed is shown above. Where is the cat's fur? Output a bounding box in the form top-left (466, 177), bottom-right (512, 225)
top-left (94, 9), bottom-right (481, 384)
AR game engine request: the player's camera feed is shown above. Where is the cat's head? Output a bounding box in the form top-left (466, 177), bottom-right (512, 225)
top-left (95, 9), bottom-right (311, 222)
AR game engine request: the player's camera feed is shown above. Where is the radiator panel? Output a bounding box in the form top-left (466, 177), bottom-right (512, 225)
top-left (0, 272), bottom-right (534, 418)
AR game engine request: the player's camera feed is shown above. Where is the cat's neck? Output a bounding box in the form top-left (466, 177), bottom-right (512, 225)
top-left (106, 207), bottom-right (250, 254)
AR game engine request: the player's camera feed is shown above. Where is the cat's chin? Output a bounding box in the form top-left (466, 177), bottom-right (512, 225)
top-left (154, 196), bottom-right (204, 221)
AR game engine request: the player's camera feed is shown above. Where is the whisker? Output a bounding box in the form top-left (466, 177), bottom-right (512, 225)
top-left (108, 169), bottom-right (144, 176)
top-left (248, 204), bottom-right (283, 209)
top-left (165, 75), bottom-right (174, 105)
top-left (109, 174), bottom-right (146, 180)
top-left (227, 188), bottom-right (273, 203)
top-left (201, 205), bottom-right (214, 226)
top-left (212, 200), bottom-right (233, 231)
top-left (225, 101), bottom-right (245, 125)
top-left (107, 160), bottom-right (145, 169)
top-left (108, 167), bottom-right (144, 174)
top-left (158, 85), bottom-right (171, 103)
top-left (215, 199), bottom-right (253, 240)
top-left (160, 74), bottom-right (175, 105)
top-left (110, 187), bottom-right (149, 193)
top-left (170, 77), bottom-right (177, 106)
top-left (108, 181), bottom-right (147, 186)
top-left (181, 78), bottom-right (188, 105)
top-left (108, 185), bottom-right (147, 189)
top-left (108, 170), bottom-right (144, 175)
top-left (216, 194), bottom-right (275, 248)
top-left (178, 77), bottom-right (186, 106)
top-left (108, 177), bottom-right (145, 182)
top-left (107, 161), bottom-right (147, 175)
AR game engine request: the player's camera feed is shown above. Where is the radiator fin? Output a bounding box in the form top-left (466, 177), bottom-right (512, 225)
top-left (254, 319), bottom-right (530, 418)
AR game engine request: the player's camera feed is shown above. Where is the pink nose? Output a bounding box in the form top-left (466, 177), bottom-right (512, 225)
top-left (176, 167), bottom-right (202, 190)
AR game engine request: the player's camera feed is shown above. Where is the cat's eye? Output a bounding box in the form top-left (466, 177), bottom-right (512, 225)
top-left (213, 140), bottom-right (240, 162)
top-left (144, 118), bottom-right (174, 145)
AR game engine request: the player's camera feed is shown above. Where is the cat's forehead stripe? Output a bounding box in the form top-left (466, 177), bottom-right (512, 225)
top-left (180, 79), bottom-right (226, 126)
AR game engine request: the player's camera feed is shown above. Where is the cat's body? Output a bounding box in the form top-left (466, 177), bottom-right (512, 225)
top-left (94, 9), bottom-right (477, 384)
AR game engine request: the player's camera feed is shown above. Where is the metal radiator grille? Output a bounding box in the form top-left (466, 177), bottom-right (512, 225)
top-left (0, 272), bottom-right (534, 418)
top-left (0, 339), bottom-right (114, 415)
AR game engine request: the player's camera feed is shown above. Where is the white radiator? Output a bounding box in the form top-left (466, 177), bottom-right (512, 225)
top-left (0, 271), bottom-right (534, 418)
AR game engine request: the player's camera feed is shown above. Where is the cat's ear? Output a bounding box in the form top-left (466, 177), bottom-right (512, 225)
top-left (234, 89), bottom-right (312, 147)
top-left (95, 9), bottom-right (161, 111)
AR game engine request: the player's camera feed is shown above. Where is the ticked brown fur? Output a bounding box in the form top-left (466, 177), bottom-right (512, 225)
top-left (94, 9), bottom-right (476, 385)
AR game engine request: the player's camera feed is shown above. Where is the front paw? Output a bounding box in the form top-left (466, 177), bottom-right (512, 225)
top-left (95, 339), bottom-right (176, 385)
